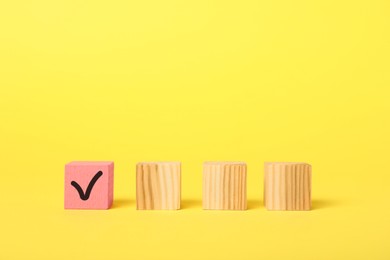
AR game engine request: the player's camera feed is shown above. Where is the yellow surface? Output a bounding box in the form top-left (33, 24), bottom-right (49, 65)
top-left (0, 0), bottom-right (389, 259)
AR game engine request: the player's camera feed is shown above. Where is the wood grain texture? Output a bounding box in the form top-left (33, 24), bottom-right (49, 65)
top-left (203, 162), bottom-right (247, 210)
top-left (136, 162), bottom-right (181, 210)
top-left (264, 162), bottom-right (311, 211)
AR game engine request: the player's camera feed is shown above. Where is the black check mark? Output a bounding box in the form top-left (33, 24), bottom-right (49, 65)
top-left (71, 171), bottom-right (103, 201)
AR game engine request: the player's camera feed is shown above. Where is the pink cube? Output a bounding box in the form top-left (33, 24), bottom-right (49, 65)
top-left (64, 161), bottom-right (114, 209)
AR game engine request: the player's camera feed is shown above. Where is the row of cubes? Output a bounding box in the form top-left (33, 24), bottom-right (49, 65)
top-left (65, 161), bottom-right (311, 211)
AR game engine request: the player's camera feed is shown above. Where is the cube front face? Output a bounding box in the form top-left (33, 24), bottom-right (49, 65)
top-left (136, 162), bottom-right (181, 210)
top-left (264, 162), bottom-right (311, 211)
top-left (203, 162), bottom-right (247, 210)
top-left (64, 162), bottom-right (114, 210)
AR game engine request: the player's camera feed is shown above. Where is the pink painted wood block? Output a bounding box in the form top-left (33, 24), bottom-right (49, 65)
top-left (64, 161), bottom-right (114, 209)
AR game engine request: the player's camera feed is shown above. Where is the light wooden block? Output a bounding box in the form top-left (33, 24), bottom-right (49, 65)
top-left (64, 161), bottom-right (114, 210)
top-left (264, 162), bottom-right (311, 211)
top-left (203, 162), bottom-right (247, 210)
top-left (136, 162), bottom-right (181, 210)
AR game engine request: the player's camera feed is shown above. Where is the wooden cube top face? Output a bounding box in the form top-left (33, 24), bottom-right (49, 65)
top-left (264, 162), bottom-right (311, 211)
top-left (203, 162), bottom-right (247, 210)
top-left (204, 162), bottom-right (246, 166)
top-left (136, 162), bottom-right (181, 167)
top-left (65, 161), bottom-right (114, 210)
top-left (136, 162), bottom-right (181, 210)
top-left (265, 162), bottom-right (311, 171)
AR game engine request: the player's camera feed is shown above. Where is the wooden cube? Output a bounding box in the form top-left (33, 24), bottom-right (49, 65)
top-left (136, 162), bottom-right (181, 210)
top-left (64, 161), bottom-right (114, 209)
top-left (203, 162), bottom-right (247, 210)
top-left (264, 162), bottom-right (311, 211)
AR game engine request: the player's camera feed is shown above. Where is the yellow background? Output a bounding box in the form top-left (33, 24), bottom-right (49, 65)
top-left (0, 0), bottom-right (389, 259)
